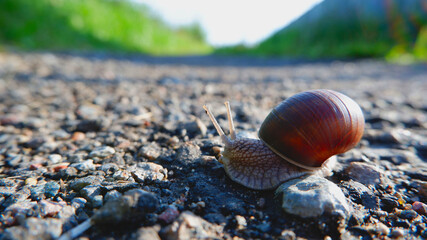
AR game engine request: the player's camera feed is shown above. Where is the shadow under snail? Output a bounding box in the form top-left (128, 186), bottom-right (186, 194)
top-left (203, 89), bottom-right (365, 190)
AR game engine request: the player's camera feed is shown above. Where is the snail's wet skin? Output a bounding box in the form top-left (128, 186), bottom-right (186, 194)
top-left (0, 52), bottom-right (426, 239)
top-left (221, 138), bottom-right (309, 190)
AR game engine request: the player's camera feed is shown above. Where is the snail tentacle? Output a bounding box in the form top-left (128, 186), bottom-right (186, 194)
top-left (224, 101), bottom-right (237, 140)
top-left (203, 105), bottom-right (232, 146)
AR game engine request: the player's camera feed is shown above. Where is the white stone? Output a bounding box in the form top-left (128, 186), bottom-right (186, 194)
top-left (276, 175), bottom-right (351, 218)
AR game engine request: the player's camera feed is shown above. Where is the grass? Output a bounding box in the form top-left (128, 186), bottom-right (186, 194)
top-left (216, 0), bottom-right (427, 61)
top-left (0, 0), bottom-right (212, 55)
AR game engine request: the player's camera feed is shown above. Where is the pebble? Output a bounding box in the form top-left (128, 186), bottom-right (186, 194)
top-left (25, 177), bottom-right (37, 186)
top-left (39, 199), bottom-right (66, 217)
top-left (161, 211), bottom-right (223, 240)
top-left (341, 180), bottom-right (379, 209)
top-left (71, 132), bottom-right (86, 141)
top-left (276, 175), bottom-right (351, 218)
top-left (100, 163), bottom-right (119, 175)
top-left (71, 197), bottom-right (87, 209)
top-left (345, 162), bottom-right (385, 185)
top-left (398, 209), bottom-right (418, 220)
top-left (158, 205), bottom-right (180, 224)
top-left (92, 195), bottom-right (103, 208)
top-left (235, 215), bottom-right (247, 229)
top-left (44, 181), bottom-right (60, 198)
top-left (131, 162), bottom-right (167, 183)
top-left (374, 222), bottom-right (390, 236)
top-left (48, 154), bottom-right (62, 164)
top-left (2, 217), bottom-right (63, 240)
top-left (175, 142), bottom-right (202, 164)
top-left (104, 190), bottom-right (122, 203)
top-left (70, 160), bottom-right (96, 171)
top-left (138, 143), bottom-right (161, 160)
top-left (412, 201), bottom-right (427, 215)
top-left (89, 146), bottom-right (115, 158)
top-left (134, 226), bottom-right (161, 240)
top-left (68, 176), bottom-right (104, 191)
top-left (280, 230), bottom-right (296, 240)
top-left (4, 201), bottom-right (38, 216)
top-left (31, 182), bottom-right (60, 199)
top-left (380, 195), bottom-right (400, 212)
top-left (112, 170), bottom-right (131, 180)
top-left (80, 185), bottom-right (102, 200)
top-left (91, 189), bottom-right (159, 226)
top-left (389, 228), bottom-right (405, 238)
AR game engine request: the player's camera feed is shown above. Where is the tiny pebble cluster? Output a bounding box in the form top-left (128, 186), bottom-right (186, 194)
top-left (0, 52), bottom-right (426, 239)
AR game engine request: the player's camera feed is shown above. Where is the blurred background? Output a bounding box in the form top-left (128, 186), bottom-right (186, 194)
top-left (1, 0), bottom-right (427, 63)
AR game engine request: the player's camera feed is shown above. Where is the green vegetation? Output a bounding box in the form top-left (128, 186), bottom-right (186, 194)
top-left (0, 0), bottom-right (211, 55)
top-left (216, 0), bottom-right (427, 62)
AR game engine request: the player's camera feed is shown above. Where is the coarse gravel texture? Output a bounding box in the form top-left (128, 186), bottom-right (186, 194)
top-left (0, 52), bottom-right (426, 239)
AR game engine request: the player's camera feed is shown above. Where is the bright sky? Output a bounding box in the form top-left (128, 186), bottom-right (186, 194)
top-left (134, 0), bottom-right (323, 46)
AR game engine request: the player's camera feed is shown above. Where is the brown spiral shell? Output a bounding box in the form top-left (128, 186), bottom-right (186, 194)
top-left (258, 89), bottom-right (365, 169)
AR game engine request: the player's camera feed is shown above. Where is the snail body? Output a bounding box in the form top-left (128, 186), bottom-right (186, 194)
top-left (203, 89), bottom-right (365, 190)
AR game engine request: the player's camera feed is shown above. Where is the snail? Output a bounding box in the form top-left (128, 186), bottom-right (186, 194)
top-left (203, 89), bottom-right (365, 190)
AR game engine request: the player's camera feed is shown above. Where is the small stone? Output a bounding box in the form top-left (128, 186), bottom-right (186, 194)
top-left (398, 209), bottom-right (418, 220)
top-left (44, 181), bottom-right (60, 198)
top-left (161, 211), bottom-right (223, 240)
top-left (3, 217), bottom-right (63, 240)
top-left (25, 177), bottom-right (37, 186)
top-left (389, 228), bottom-right (405, 238)
top-left (414, 180), bottom-right (427, 198)
top-left (48, 154), bottom-right (62, 164)
top-left (341, 180), bottom-right (379, 209)
top-left (4, 201), bottom-right (38, 216)
top-left (113, 170), bottom-right (131, 180)
top-left (91, 189), bottom-right (159, 226)
top-left (412, 201), bottom-right (427, 215)
top-left (29, 163), bottom-right (43, 170)
top-left (71, 197), bottom-right (87, 209)
top-left (281, 230), bottom-right (296, 240)
top-left (131, 162), bottom-right (167, 183)
top-left (39, 199), bottom-right (65, 217)
top-left (76, 104), bottom-right (103, 120)
top-left (70, 159), bottom-right (96, 171)
top-left (92, 195), bottom-right (103, 208)
top-left (134, 226), bottom-right (161, 240)
top-left (235, 215), bottom-right (247, 229)
top-left (158, 205), bottom-right (180, 224)
top-left (69, 176), bottom-right (104, 191)
top-left (100, 163), bottom-right (119, 175)
top-left (276, 175), bottom-right (351, 218)
top-left (104, 190), bottom-right (122, 203)
top-left (89, 146), bottom-right (115, 158)
top-left (380, 195), bottom-right (399, 212)
top-left (138, 143), bottom-right (161, 160)
top-left (53, 163), bottom-right (69, 172)
top-left (80, 185), bottom-right (102, 200)
top-left (375, 222), bottom-right (390, 235)
top-left (175, 142), bottom-right (202, 164)
top-left (71, 132), bottom-right (86, 141)
top-left (51, 129), bottom-right (70, 140)
top-left (345, 162), bottom-right (385, 186)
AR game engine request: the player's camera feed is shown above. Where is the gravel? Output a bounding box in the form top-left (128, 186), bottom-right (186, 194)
top-left (0, 52), bottom-right (426, 239)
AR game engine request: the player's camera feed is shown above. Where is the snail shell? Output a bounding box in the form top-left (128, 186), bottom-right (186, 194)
top-left (259, 89), bottom-right (365, 169)
top-left (203, 89), bottom-right (365, 190)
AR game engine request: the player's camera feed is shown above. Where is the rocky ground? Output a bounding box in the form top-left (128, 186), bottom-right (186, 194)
top-left (0, 52), bottom-right (426, 240)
